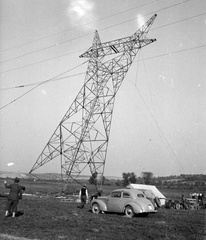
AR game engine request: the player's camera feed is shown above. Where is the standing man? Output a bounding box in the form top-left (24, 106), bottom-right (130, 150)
top-left (4, 177), bottom-right (23, 217)
top-left (79, 184), bottom-right (88, 209)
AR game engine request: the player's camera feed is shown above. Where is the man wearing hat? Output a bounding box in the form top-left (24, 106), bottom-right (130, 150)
top-left (4, 177), bottom-right (23, 217)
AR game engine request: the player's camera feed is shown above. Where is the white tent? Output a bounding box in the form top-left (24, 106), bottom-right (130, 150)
top-left (127, 183), bottom-right (166, 206)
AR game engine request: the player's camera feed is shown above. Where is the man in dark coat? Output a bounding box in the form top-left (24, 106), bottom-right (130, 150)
top-left (4, 177), bottom-right (23, 217)
top-left (79, 185), bottom-right (88, 209)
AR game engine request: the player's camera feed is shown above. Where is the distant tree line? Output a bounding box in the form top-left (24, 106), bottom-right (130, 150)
top-left (88, 171), bottom-right (206, 192)
top-left (120, 172), bottom-right (154, 187)
top-left (115, 172), bottom-right (206, 192)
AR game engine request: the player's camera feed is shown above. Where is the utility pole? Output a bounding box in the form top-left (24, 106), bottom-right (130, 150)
top-left (29, 14), bottom-right (157, 192)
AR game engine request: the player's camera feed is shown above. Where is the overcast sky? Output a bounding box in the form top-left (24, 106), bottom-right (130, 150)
top-left (0, 0), bottom-right (205, 177)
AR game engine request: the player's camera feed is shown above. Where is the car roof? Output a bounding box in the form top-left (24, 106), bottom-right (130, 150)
top-left (112, 188), bottom-right (145, 195)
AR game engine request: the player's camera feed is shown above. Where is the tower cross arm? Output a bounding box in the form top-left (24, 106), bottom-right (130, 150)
top-left (80, 37), bottom-right (156, 58)
top-left (79, 14), bottom-right (157, 58)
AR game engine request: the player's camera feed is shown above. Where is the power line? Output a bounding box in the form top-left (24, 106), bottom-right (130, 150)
top-left (152, 12), bottom-right (206, 32)
top-left (0, 2), bottom-right (153, 53)
top-left (0, 61), bottom-right (88, 111)
top-left (140, 50), bottom-right (158, 123)
top-left (125, 76), bottom-right (186, 173)
top-left (0, 72), bottom-right (85, 90)
top-left (135, 53), bottom-right (186, 173)
top-left (0, 48), bottom-right (85, 74)
top-left (136, 44), bottom-right (206, 62)
top-left (1, 44), bottom-right (204, 109)
top-left (1, 42), bottom-right (205, 76)
top-left (0, 0), bottom-right (196, 67)
top-left (100, 0), bottom-right (193, 32)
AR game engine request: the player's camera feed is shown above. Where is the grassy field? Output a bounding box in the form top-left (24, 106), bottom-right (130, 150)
top-left (0, 179), bottom-right (205, 240)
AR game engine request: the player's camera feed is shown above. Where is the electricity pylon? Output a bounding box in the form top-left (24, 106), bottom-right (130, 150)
top-left (29, 14), bottom-right (157, 191)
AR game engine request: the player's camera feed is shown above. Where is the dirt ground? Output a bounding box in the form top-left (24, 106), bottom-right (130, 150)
top-left (0, 194), bottom-right (205, 240)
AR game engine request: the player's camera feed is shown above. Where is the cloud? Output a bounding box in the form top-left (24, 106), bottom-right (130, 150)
top-left (67, 0), bottom-right (95, 30)
top-left (41, 89), bottom-right (47, 95)
top-left (7, 162), bottom-right (14, 167)
top-left (136, 14), bottom-right (146, 28)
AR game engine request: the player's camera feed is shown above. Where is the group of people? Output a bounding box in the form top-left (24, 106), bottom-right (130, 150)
top-left (3, 178), bottom-right (90, 217)
top-left (191, 192), bottom-right (204, 206)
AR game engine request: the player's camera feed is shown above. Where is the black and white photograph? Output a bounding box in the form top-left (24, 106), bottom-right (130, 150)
top-left (0, 0), bottom-right (205, 239)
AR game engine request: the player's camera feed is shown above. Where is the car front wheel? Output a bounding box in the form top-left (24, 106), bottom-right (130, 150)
top-left (125, 206), bottom-right (134, 218)
top-left (92, 203), bottom-right (100, 214)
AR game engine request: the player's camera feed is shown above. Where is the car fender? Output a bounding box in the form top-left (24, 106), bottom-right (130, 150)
top-left (91, 199), bottom-right (108, 212)
top-left (123, 202), bottom-right (143, 214)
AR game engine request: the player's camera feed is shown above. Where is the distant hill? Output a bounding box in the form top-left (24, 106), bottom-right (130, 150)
top-left (0, 171), bottom-right (122, 181)
top-left (0, 171), bottom-right (30, 179)
top-left (1, 171), bottom-right (205, 192)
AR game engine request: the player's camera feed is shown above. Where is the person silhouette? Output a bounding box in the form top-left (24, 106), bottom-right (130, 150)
top-left (4, 177), bottom-right (23, 217)
top-left (79, 185), bottom-right (88, 209)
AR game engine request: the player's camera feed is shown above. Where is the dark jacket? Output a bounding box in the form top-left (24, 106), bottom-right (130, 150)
top-left (5, 183), bottom-right (22, 200)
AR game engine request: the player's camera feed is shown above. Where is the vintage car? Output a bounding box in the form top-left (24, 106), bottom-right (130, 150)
top-left (90, 188), bottom-right (157, 218)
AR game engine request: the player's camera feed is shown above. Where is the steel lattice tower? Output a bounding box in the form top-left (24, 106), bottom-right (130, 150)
top-left (30, 14), bottom-right (157, 190)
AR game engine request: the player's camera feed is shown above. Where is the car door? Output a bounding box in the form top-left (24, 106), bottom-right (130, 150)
top-left (107, 191), bottom-right (122, 212)
top-left (122, 191), bottom-right (131, 206)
